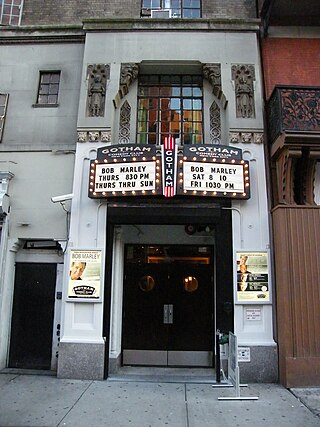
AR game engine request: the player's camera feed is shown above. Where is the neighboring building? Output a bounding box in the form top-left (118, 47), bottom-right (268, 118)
top-left (0, 1), bottom-right (276, 382)
top-left (259, 0), bottom-right (320, 387)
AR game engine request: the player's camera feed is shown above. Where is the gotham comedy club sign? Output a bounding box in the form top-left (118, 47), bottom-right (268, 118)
top-left (89, 139), bottom-right (250, 199)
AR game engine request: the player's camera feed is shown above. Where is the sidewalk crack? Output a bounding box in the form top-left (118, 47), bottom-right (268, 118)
top-left (56, 380), bottom-right (94, 427)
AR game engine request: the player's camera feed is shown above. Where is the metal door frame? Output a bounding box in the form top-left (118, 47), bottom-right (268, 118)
top-left (121, 244), bottom-right (215, 367)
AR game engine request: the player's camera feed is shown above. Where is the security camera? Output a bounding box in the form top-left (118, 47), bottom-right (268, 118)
top-left (51, 193), bottom-right (74, 203)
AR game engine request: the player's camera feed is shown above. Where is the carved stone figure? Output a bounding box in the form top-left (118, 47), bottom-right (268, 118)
top-left (86, 64), bottom-right (110, 117)
top-left (232, 64), bottom-right (256, 119)
top-left (236, 77), bottom-right (253, 118)
top-left (88, 75), bottom-right (105, 117)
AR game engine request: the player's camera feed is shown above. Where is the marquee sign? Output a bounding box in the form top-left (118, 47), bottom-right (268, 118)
top-left (89, 141), bottom-right (250, 199)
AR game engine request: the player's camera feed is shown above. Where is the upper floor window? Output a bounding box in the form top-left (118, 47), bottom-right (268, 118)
top-left (0, 93), bottom-right (9, 142)
top-left (36, 72), bottom-right (60, 106)
top-left (137, 74), bottom-right (203, 145)
top-left (142, 0), bottom-right (201, 18)
top-left (0, 0), bottom-right (23, 25)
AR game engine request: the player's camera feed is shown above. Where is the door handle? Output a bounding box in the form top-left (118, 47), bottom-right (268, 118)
top-left (164, 304), bottom-right (173, 324)
top-left (168, 304), bottom-right (173, 324)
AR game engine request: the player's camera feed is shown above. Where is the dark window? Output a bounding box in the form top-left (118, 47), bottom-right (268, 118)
top-left (142, 0), bottom-right (201, 18)
top-left (0, 93), bottom-right (9, 142)
top-left (0, 0), bottom-right (23, 25)
top-left (36, 72), bottom-right (60, 105)
top-left (137, 74), bottom-right (203, 145)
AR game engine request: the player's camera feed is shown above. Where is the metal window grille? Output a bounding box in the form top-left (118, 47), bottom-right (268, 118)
top-left (137, 75), bottom-right (203, 145)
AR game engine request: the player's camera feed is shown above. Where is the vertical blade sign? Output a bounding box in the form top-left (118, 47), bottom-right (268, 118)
top-left (162, 136), bottom-right (177, 197)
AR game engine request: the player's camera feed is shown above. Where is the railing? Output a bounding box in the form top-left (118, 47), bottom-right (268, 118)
top-left (267, 86), bottom-right (320, 143)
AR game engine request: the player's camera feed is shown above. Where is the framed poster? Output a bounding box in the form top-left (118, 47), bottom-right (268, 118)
top-left (67, 249), bottom-right (103, 302)
top-left (235, 251), bottom-right (270, 304)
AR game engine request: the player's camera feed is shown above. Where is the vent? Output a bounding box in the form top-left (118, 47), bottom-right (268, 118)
top-left (151, 9), bottom-right (172, 19)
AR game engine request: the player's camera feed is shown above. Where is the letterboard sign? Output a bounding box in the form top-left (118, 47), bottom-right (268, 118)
top-left (177, 145), bottom-right (250, 198)
top-left (89, 142), bottom-right (250, 199)
top-left (89, 144), bottom-right (161, 197)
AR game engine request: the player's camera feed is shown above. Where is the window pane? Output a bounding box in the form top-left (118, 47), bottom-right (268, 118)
top-left (0, 94), bottom-right (7, 105)
top-left (193, 111), bottom-right (202, 121)
top-left (183, 99), bottom-right (192, 109)
top-left (142, 0), bottom-right (151, 7)
top-left (182, 87), bottom-right (192, 97)
top-left (148, 133), bottom-right (157, 144)
top-left (193, 99), bottom-right (202, 110)
top-left (39, 84), bottom-right (49, 95)
top-left (170, 98), bottom-right (180, 110)
top-left (48, 95), bottom-right (58, 104)
top-left (190, 9), bottom-right (200, 17)
top-left (38, 95), bottom-right (48, 104)
top-left (184, 0), bottom-right (191, 7)
top-left (12, 6), bottom-right (20, 15)
top-left (193, 87), bottom-right (202, 96)
top-left (50, 73), bottom-right (60, 83)
top-left (49, 84), bottom-right (59, 94)
top-left (10, 15), bottom-right (19, 24)
top-left (41, 74), bottom-right (50, 84)
top-left (149, 87), bottom-right (159, 96)
top-left (160, 87), bottom-right (173, 96)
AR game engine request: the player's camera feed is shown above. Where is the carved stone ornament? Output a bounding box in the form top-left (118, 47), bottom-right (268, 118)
top-left (119, 100), bottom-right (131, 144)
top-left (101, 131), bottom-right (111, 142)
top-left (231, 64), bottom-right (256, 118)
top-left (89, 132), bottom-right (100, 142)
top-left (113, 63), bottom-right (139, 109)
top-left (77, 129), bottom-right (111, 143)
top-left (77, 132), bottom-right (87, 143)
top-left (209, 101), bottom-right (221, 144)
top-left (86, 64), bottom-right (110, 117)
top-left (229, 131), bottom-right (263, 144)
top-left (229, 132), bottom-right (240, 144)
top-left (203, 64), bottom-right (228, 109)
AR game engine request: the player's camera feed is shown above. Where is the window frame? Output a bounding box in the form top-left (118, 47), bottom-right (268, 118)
top-left (0, 93), bottom-right (9, 143)
top-left (34, 71), bottom-right (61, 107)
top-left (137, 74), bottom-right (204, 146)
top-left (0, 0), bottom-right (24, 26)
top-left (141, 0), bottom-right (201, 18)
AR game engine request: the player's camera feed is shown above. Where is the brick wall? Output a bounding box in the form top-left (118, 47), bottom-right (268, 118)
top-left (22, 0), bottom-right (141, 25)
top-left (262, 38), bottom-right (320, 99)
top-left (203, 0), bottom-right (256, 20)
top-left (21, 0), bottom-right (257, 26)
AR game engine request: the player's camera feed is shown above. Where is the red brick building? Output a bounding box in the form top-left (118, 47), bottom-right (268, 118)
top-left (259, 0), bottom-right (320, 387)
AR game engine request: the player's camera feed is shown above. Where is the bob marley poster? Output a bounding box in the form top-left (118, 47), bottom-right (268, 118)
top-left (236, 251), bottom-right (270, 303)
top-left (67, 250), bottom-right (102, 300)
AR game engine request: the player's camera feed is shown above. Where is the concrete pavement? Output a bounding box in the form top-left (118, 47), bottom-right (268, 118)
top-left (0, 373), bottom-right (320, 427)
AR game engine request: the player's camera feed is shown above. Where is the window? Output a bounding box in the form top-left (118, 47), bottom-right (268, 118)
top-left (142, 0), bottom-right (201, 18)
top-left (36, 72), bottom-right (60, 106)
top-left (0, 0), bottom-right (23, 25)
top-left (0, 93), bottom-right (9, 142)
top-left (137, 75), bottom-right (203, 145)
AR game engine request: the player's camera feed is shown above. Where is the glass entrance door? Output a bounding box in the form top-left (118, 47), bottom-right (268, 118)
top-left (122, 245), bottom-right (214, 367)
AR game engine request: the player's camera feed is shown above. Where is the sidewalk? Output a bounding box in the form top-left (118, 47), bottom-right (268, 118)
top-left (0, 373), bottom-right (319, 427)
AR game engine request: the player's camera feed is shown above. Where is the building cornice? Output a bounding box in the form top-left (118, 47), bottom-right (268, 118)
top-left (0, 17), bottom-right (260, 43)
top-left (82, 17), bottom-right (260, 33)
top-left (0, 25), bottom-right (85, 44)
